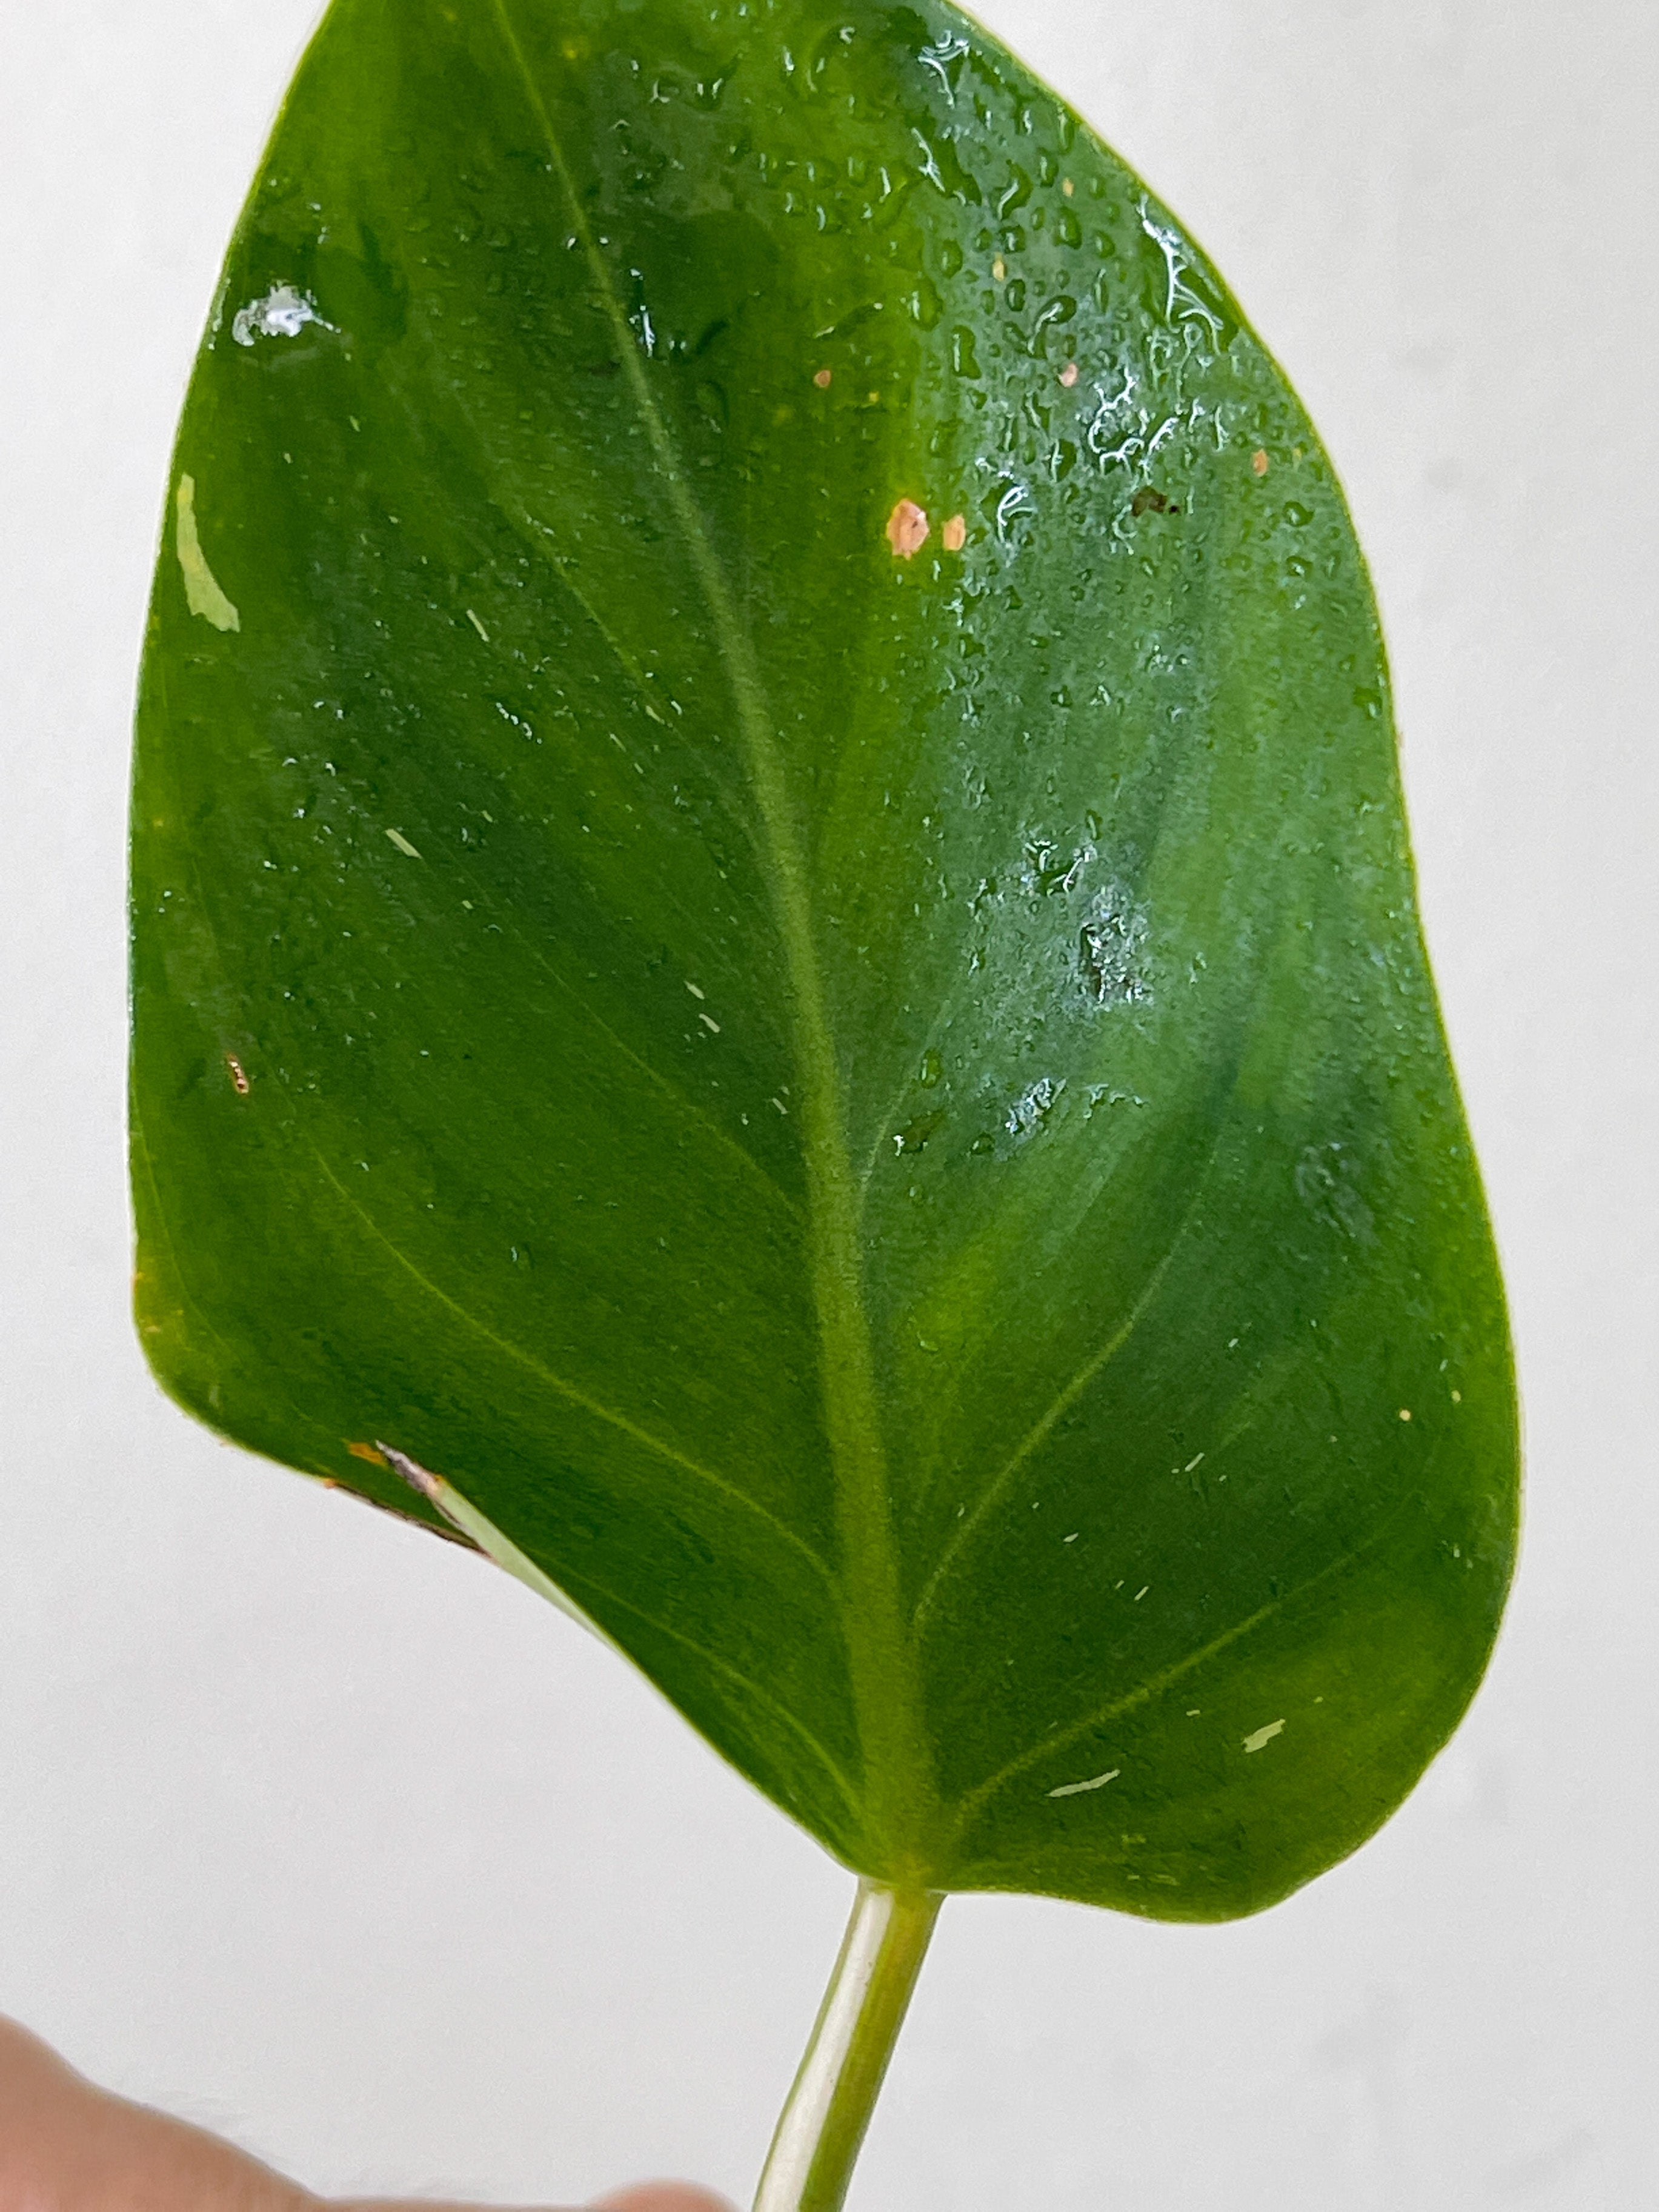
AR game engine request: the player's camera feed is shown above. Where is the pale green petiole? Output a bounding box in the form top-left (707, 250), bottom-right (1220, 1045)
top-left (753, 1880), bottom-right (940, 2212)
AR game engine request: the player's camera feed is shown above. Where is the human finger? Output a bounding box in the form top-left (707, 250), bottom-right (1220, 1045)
top-left (336, 2185), bottom-right (736, 2211)
top-left (0, 2012), bottom-right (311, 2210)
top-left (592, 2188), bottom-right (738, 2212)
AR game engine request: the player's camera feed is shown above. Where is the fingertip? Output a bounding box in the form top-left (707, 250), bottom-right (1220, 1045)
top-left (591, 2187), bottom-right (737, 2212)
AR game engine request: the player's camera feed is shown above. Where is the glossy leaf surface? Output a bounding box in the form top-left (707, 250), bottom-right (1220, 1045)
top-left (132, 0), bottom-right (1517, 1916)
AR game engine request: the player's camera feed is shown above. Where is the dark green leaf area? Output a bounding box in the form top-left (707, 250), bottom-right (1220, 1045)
top-left (132, 0), bottom-right (1517, 1915)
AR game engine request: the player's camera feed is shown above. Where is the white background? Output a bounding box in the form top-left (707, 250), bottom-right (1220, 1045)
top-left (2, 1), bottom-right (1655, 2205)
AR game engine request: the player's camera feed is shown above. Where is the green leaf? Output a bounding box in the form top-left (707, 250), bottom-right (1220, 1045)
top-left (131, 0), bottom-right (1517, 1919)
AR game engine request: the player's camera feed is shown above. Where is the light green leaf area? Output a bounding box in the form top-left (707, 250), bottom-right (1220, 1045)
top-left (132, 0), bottom-right (1517, 1918)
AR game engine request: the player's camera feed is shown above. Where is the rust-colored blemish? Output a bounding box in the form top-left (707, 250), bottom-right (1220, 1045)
top-left (942, 513), bottom-right (966, 553)
top-left (886, 499), bottom-right (930, 558)
top-left (813, 367), bottom-right (832, 388)
top-left (1251, 448), bottom-right (1269, 476)
top-left (1131, 487), bottom-right (1170, 517)
top-left (347, 1441), bottom-right (388, 1466)
top-left (1059, 360), bottom-right (1079, 388)
top-left (225, 1054), bottom-right (250, 1094)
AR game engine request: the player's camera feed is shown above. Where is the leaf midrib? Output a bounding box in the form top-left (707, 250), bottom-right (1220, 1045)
top-left (486, 0), bottom-right (936, 1867)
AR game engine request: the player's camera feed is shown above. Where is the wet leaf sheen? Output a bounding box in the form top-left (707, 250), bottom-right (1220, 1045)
top-left (131, 0), bottom-right (1517, 1916)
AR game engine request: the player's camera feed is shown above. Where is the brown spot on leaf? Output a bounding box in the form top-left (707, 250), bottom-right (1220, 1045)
top-left (1059, 360), bottom-right (1079, 387)
top-left (942, 513), bottom-right (966, 553)
top-left (225, 1054), bottom-right (250, 1094)
top-left (813, 367), bottom-right (832, 388)
top-left (1131, 487), bottom-right (1170, 516)
top-left (886, 499), bottom-right (930, 557)
top-left (347, 1441), bottom-right (388, 1465)
top-left (1252, 448), bottom-right (1269, 476)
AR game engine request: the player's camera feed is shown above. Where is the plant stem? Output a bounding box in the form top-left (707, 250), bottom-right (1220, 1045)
top-left (753, 1881), bottom-right (942, 2212)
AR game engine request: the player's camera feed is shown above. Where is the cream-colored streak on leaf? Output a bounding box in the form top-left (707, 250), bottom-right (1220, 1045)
top-left (1048, 1767), bottom-right (1121, 1799)
top-left (175, 475), bottom-right (239, 632)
